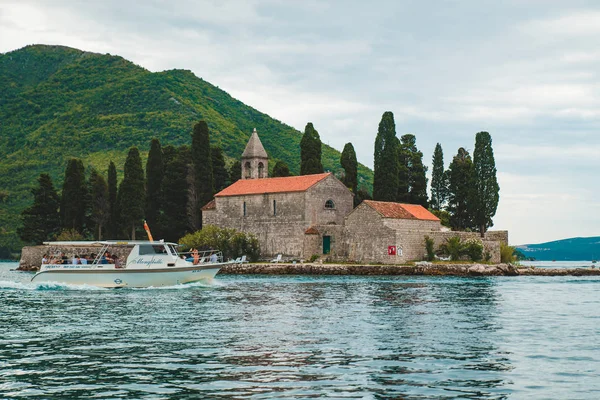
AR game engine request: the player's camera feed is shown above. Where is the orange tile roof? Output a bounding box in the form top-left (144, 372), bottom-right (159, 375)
top-left (201, 199), bottom-right (216, 211)
top-left (305, 226), bottom-right (320, 235)
top-left (363, 200), bottom-right (440, 221)
top-left (215, 173), bottom-right (331, 197)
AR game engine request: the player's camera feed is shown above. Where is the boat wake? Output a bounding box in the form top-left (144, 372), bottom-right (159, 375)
top-left (0, 278), bottom-right (223, 291)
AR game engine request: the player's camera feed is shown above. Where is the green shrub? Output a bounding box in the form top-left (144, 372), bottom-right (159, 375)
top-left (500, 242), bottom-right (515, 263)
top-left (56, 228), bottom-right (84, 241)
top-left (424, 235), bottom-right (435, 261)
top-left (179, 225), bottom-right (261, 261)
top-left (309, 254), bottom-right (319, 262)
top-left (463, 238), bottom-right (483, 262)
top-left (441, 236), bottom-right (462, 261)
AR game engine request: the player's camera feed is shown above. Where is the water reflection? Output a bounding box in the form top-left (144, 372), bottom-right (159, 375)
top-left (1, 266), bottom-right (599, 398)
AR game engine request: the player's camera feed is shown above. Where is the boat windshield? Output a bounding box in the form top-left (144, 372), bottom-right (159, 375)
top-left (168, 244), bottom-right (179, 256)
top-left (138, 244), bottom-right (169, 255)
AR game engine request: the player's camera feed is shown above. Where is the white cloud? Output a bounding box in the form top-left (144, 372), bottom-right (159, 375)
top-left (2, 0), bottom-right (600, 244)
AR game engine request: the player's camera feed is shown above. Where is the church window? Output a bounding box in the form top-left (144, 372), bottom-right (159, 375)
top-left (244, 162), bottom-right (251, 179)
top-left (258, 162), bottom-right (264, 178)
top-left (325, 199), bottom-right (335, 209)
top-left (243, 201), bottom-right (247, 216)
top-left (273, 200), bottom-right (277, 216)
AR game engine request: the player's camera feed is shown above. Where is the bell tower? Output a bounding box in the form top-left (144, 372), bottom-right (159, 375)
top-left (241, 128), bottom-right (269, 179)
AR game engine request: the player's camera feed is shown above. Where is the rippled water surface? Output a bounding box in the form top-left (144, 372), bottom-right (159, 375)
top-left (1, 262), bottom-right (600, 399)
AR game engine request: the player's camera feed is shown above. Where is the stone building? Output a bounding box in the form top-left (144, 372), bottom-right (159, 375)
top-left (203, 129), bottom-right (508, 263)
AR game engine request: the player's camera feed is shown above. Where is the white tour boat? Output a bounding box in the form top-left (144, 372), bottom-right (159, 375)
top-left (31, 241), bottom-right (229, 288)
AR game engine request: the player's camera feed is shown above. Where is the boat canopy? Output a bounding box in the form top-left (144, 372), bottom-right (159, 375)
top-left (42, 240), bottom-right (179, 247)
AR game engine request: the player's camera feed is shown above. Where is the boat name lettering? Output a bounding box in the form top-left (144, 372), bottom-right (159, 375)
top-left (133, 257), bottom-right (163, 267)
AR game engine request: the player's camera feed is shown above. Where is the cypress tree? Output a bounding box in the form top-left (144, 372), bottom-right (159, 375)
top-left (340, 143), bottom-right (358, 193)
top-left (300, 122), bottom-right (324, 175)
top-left (447, 147), bottom-right (474, 231)
top-left (211, 146), bottom-right (228, 192)
top-left (145, 138), bottom-right (163, 232)
top-left (18, 173), bottom-right (60, 244)
top-left (272, 160), bottom-right (291, 177)
top-left (161, 148), bottom-right (190, 241)
top-left (60, 158), bottom-right (87, 233)
top-left (473, 131), bottom-right (500, 236)
top-left (191, 121), bottom-right (214, 230)
top-left (430, 143), bottom-right (448, 210)
top-left (373, 111), bottom-right (399, 201)
top-left (107, 161), bottom-right (118, 239)
top-left (396, 137), bottom-right (410, 202)
top-left (89, 169), bottom-right (109, 240)
top-left (229, 160), bottom-right (242, 184)
top-left (401, 135), bottom-right (428, 207)
top-left (117, 147), bottom-right (145, 240)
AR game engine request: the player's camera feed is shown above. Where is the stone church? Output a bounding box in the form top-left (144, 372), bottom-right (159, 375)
top-left (202, 129), bottom-right (508, 263)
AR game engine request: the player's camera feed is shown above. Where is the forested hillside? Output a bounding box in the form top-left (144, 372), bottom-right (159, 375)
top-left (0, 44), bottom-right (373, 257)
top-left (516, 237), bottom-right (600, 261)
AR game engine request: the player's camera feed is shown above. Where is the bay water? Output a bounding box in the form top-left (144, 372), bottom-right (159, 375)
top-left (1, 261), bottom-right (599, 399)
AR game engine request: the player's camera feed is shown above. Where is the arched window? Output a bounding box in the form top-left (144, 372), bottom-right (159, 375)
top-left (325, 199), bottom-right (335, 209)
top-left (244, 162), bottom-right (252, 179)
top-left (258, 162), bottom-right (264, 178)
top-left (243, 201), bottom-right (247, 216)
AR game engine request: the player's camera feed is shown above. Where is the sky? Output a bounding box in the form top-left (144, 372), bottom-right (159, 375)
top-left (1, 0), bottom-right (600, 245)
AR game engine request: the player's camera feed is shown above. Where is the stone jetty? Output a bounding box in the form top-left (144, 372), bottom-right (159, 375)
top-left (219, 262), bottom-right (600, 277)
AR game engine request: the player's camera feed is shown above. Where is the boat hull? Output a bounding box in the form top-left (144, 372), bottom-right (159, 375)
top-left (30, 264), bottom-right (224, 288)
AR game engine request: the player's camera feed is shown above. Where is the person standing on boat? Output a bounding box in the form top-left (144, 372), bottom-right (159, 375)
top-left (42, 254), bottom-right (48, 264)
top-left (192, 248), bottom-right (199, 265)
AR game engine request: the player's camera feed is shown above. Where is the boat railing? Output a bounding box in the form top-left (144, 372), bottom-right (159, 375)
top-left (180, 249), bottom-right (224, 264)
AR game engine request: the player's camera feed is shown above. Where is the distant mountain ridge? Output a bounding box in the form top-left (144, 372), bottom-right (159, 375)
top-left (516, 236), bottom-right (600, 261)
top-left (0, 44), bottom-right (373, 256)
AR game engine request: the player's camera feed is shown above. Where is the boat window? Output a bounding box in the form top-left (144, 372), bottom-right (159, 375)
top-left (139, 245), bottom-right (167, 255)
top-left (168, 245), bottom-right (178, 256)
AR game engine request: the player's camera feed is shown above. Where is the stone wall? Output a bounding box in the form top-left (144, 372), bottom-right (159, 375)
top-left (344, 204), bottom-right (398, 264)
top-left (203, 175), bottom-right (353, 259)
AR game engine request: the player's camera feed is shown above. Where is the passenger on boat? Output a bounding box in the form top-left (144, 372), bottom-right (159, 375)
top-left (113, 254), bottom-right (122, 268)
top-left (60, 252), bottom-right (68, 264)
top-left (210, 253), bottom-right (218, 263)
top-left (192, 248), bottom-right (199, 265)
top-left (72, 255), bottom-right (80, 265)
top-left (101, 251), bottom-right (114, 264)
top-left (80, 255), bottom-right (88, 265)
top-left (42, 254), bottom-right (48, 264)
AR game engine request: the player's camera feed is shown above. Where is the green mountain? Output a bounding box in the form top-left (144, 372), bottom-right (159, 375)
top-left (516, 236), bottom-right (600, 261)
top-left (0, 44), bottom-right (373, 257)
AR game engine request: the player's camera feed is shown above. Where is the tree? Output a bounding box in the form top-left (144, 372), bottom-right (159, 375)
top-left (400, 134), bottom-right (428, 207)
top-left (145, 138), bottom-right (164, 232)
top-left (229, 160), bottom-right (241, 184)
top-left (18, 173), bottom-right (60, 244)
top-left (447, 147), bottom-right (474, 231)
top-left (60, 158), bottom-right (87, 233)
top-left (300, 122), bottom-right (324, 175)
top-left (473, 131), bottom-right (500, 236)
top-left (272, 160), bottom-right (291, 177)
top-left (340, 143), bottom-right (358, 193)
top-left (161, 148), bottom-right (191, 241)
top-left (211, 146), bottom-right (228, 192)
top-left (430, 143), bottom-right (448, 210)
top-left (373, 111), bottom-right (399, 201)
top-left (107, 161), bottom-right (118, 238)
top-left (89, 169), bottom-right (109, 240)
top-left (191, 121), bottom-right (214, 230)
top-left (117, 147), bottom-right (145, 240)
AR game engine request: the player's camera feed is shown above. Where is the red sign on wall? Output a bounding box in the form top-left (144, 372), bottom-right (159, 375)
top-left (388, 246), bottom-right (396, 256)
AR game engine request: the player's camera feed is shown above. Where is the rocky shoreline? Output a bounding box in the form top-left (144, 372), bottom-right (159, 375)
top-left (15, 259), bottom-right (600, 277)
top-left (218, 262), bottom-right (600, 277)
